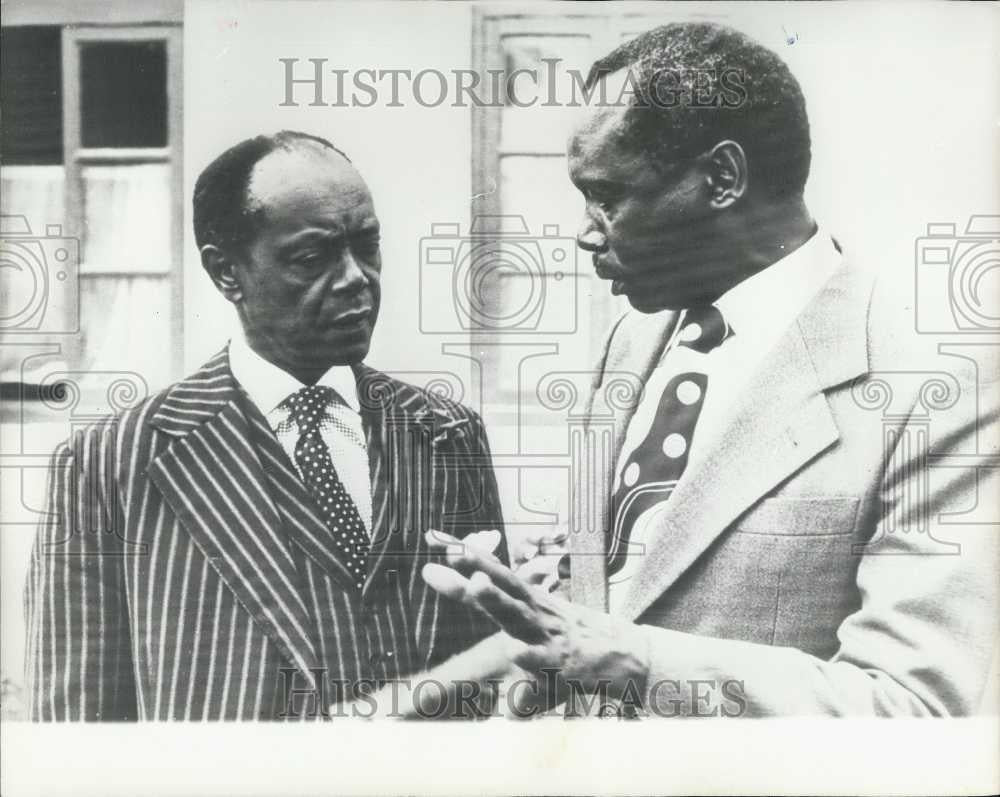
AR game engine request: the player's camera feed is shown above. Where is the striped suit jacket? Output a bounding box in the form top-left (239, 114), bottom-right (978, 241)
top-left (24, 349), bottom-right (505, 720)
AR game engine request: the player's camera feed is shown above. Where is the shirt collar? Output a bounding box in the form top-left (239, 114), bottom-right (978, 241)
top-left (228, 333), bottom-right (361, 417)
top-left (714, 225), bottom-right (839, 347)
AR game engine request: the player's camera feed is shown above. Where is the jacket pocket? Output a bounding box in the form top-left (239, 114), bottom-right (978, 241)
top-left (733, 496), bottom-right (860, 536)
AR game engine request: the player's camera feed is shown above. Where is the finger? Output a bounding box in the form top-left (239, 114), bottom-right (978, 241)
top-left (466, 572), bottom-right (548, 645)
top-left (425, 528), bottom-right (462, 556)
top-left (537, 533), bottom-right (569, 557)
top-left (510, 539), bottom-right (539, 568)
top-left (513, 532), bottom-right (545, 562)
top-left (541, 572), bottom-right (562, 594)
top-left (522, 528), bottom-right (568, 546)
top-left (514, 554), bottom-right (564, 587)
top-left (425, 528), bottom-right (502, 562)
top-left (454, 546), bottom-right (539, 606)
top-left (465, 529), bottom-right (502, 556)
top-left (422, 564), bottom-right (534, 633)
top-left (422, 564), bottom-right (546, 644)
top-left (420, 562), bottom-right (473, 603)
top-left (512, 530), bottom-right (568, 563)
top-left (427, 530), bottom-right (536, 604)
top-left (512, 641), bottom-right (559, 674)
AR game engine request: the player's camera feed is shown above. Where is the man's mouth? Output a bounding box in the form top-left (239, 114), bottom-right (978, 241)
top-left (328, 308), bottom-right (372, 328)
top-left (593, 258), bottom-right (629, 295)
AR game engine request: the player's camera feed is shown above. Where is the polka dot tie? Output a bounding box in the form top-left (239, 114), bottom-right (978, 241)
top-left (284, 385), bottom-right (369, 589)
top-left (608, 305), bottom-right (733, 576)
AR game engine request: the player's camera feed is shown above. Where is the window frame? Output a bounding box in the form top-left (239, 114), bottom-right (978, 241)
top-left (61, 23), bottom-right (184, 378)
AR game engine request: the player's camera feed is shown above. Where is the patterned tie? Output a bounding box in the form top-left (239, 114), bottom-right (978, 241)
top-left (608, 305), bottom-right (733, 576)
top-left (284, 385), bottom-right (369, 589)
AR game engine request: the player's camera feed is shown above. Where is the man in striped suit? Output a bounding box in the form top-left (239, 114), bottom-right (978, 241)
top-left (24, 130), bottom-right (506, 721)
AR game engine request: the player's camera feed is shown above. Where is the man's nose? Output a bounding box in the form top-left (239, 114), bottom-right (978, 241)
top-left (333, 250), bottom-right (369, 292)
top-left (576, 221), bottom-right (608, 254)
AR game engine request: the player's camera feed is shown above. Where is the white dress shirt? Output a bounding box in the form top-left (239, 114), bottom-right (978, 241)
top-left (608, 228), bottom-right (842, 608)
top-left (228, 334), bottom-right (374, 535)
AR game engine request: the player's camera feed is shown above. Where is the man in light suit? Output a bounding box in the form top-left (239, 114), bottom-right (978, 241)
top-left (24, 130), bottom-right (506, 720)
top-left (422, 23), bottom-right (999, 716)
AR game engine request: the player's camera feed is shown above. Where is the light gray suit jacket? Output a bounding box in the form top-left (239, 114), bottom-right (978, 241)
top-left (573, 252), bottom-right (999, 716)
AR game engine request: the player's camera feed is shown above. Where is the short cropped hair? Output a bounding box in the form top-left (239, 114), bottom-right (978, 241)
top-left (192, 130), bottom-right (350, 252)
top-left (585, 22), bottom-right (811, 199)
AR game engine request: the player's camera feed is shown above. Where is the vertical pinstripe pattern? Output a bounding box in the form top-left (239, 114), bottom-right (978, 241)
top-left (24, 349), bottom-right (505, 720)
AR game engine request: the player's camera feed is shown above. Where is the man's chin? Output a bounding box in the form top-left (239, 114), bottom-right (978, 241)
top-left (304, 333), bottom-right (372, 370)
top-left (325, 323), bottom-right (373, 357)
top-left (608, 278), bottom-right (674, 314)
top-left (331, 341), bottom-right (371, 366)
top-left (626, 293), bottom-right (673, 314)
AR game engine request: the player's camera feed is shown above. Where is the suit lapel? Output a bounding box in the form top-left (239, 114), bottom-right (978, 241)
top-left (572, 310), bottom-right (679, 609)
top-left (619, 259), bottom-right (873, 620)
top-left (619, 325), bottom-right (838, 618)
top-left (146, 350), bottom-right (320, 681)
top-left (356, 366), bottom-right (436, 600)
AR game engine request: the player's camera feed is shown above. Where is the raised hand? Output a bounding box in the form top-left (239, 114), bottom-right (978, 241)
top-left (509, 529), bottom-right (570, 593)
top-left (422, 530), bottom-right (649, 707)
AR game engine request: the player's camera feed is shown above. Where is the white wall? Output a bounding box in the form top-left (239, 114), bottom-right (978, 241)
top-left (766, 1), bottom-right (999, 273)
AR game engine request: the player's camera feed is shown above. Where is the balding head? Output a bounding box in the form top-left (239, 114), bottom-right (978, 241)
top-left (193, 130), bottom-right (352, 254)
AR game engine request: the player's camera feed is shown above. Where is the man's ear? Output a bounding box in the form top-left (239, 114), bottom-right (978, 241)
top-left (200, 244), bottom-right (243, 304)
top-left (705, 140), bottom-right (748, 209)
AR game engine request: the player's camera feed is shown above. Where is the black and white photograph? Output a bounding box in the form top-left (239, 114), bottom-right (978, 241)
top-left (1, 1), bottom-right (998, 794)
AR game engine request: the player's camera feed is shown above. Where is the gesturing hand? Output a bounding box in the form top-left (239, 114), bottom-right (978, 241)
top-left (509, 529), bottom-right (570, 594)
top-left (422, 530), bottom-right (649, 706)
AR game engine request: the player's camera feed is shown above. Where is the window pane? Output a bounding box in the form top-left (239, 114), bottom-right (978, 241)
top-left (81, 163), bottom-right (171, 273)
top-left (0, 27), bottom-right (63, 164)
top-left (79, 274), bottom-right (172, 391)
top-left (0, 167), bottom-right (66, 235)
top-left (80, 41), bottom-right (167, 148)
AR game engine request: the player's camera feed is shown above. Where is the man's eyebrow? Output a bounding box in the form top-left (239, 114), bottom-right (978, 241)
top-left (276, 223), bottom-right (380, 252)
top-left (275, 228), bottom-right (344, 251)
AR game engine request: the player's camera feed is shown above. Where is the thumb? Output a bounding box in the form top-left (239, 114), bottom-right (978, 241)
top-left (465, 529), bottom-right (502, 557)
